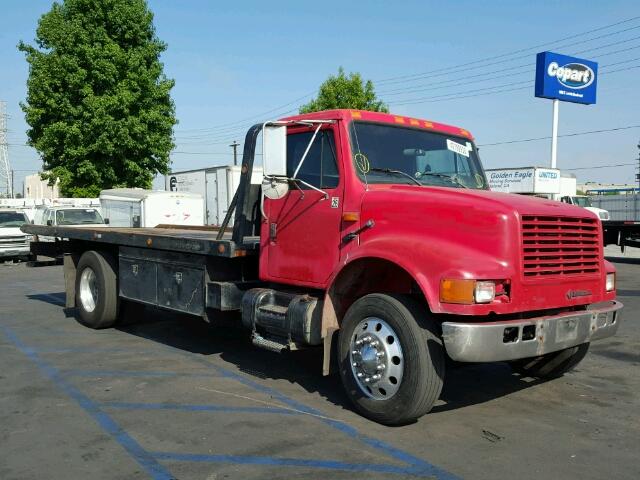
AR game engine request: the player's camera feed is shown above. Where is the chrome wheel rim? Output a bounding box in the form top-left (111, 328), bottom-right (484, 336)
top-left (349, 317), bottom-right (404, 400)
top-left (79, 267), bottom-right (98, 313)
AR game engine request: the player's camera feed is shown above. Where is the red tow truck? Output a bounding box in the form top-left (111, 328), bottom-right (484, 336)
top-left (24, 109), bottom-right (623, 425)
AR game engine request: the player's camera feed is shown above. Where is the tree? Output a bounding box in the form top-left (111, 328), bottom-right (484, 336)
top-left (19, 0), bottom-right (176, 197)
top-left (300, 67), bottom-right (388, 114)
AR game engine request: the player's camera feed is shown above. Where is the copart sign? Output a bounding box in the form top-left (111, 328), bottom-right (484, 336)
top-left (534, 51), bottom-right (598, 105)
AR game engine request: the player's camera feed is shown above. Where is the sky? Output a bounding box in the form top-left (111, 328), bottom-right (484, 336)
top-left (1, 0), bottom-right (639, 193)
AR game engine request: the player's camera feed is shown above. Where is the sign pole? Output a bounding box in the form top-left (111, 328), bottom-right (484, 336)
top-left (550, 98), bottom-right (559, 169)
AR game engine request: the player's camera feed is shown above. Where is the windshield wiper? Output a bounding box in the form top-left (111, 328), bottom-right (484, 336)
top-left (369, 168), bottom-right (422, 186)
top-left (417, 172), bottom-right (468, 189)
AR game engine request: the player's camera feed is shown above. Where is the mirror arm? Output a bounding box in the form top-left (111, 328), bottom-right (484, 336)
top-left (292, 123), bottom-right (323, 180)
top-left (289, 178), bottom-right (305, 199)
top-left (291, 178), bottom-right (329, 200)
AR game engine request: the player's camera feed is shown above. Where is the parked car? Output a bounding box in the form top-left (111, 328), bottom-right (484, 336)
top-left (0, 209), bottom-right (33, 261)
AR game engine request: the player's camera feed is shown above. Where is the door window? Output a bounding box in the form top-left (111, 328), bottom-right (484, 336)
top-left (287, 130), bottom-right (339, 189)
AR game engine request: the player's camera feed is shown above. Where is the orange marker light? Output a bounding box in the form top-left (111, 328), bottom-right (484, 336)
top-left (440, 279), bottom-right (475, 304)
top-left (409, 119), bottom-right (420, 126)
top-left (394, 116), bottom-right (405, 124)
top-left (351, 111), bottom-right (362, 119)
top-left (424, 121), bottom-right (434, 128)
top-left (342, 212), bottom-right (360, 222)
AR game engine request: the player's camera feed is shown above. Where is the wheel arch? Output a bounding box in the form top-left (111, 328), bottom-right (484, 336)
top-left (320, 256), bottom-right (430, 375)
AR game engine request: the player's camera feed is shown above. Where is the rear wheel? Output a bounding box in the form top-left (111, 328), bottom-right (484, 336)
top-left (75, 250), bottom-right (119, 329)
top-left (510, 343), bottom-right (590, 379)
top-left (338, 294), bottom-right (445, 425)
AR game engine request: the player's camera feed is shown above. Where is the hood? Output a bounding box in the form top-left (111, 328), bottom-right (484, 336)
top-left (364, 184), bottom-right (598, 219)
top-left (0, 227), bottom-right (27, 237)
top-left (358, 185), bottom-right (606, 314)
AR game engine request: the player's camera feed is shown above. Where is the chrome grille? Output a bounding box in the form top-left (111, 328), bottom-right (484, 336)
top-left (521, 215), bottom-right (600, 278)
top-left (0, 235), bottom-right (28, 248)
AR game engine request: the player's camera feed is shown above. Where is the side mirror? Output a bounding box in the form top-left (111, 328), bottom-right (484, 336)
top-left (263, 124), bottom-right (287, 177)
top-left (46, 220), bottom-right (52, 226)
top-left (104, 218), bottom-right (110, 225)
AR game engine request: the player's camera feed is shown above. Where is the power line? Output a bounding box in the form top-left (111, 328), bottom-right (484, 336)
top-left (563, 162), bottom-right (637, 171)
top-left (378, 46), bottom-right (640, 97)
top-left (375, 16), bottom-right (640, 85)
top-left (478, 125), bottom-right (640, 147)
top-left (388, 63), bottom-right (640, 106)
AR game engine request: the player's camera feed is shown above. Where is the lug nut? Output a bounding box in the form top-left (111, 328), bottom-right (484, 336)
top-left (364, 377), bottom-right (371, 383)
top-left (372, 374), bottom-right (381, 380)
top-left (355, 340), bottom-right (363, 346)
top-left (377, 365), bottom-right (385, 370)
top-left (352, 362), bottom-right (358, 367)
top-left (370, 340), bottom-right (379, 347)
top-left (376, 351), bottom-right (385, 357)
top-left (352, 350), bottom-right (358, 355)
top-left (357, 372), bottom-right (364, 378)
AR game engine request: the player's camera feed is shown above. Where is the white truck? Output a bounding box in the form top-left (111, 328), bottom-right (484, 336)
top-left (486, 167), bottom-right (610, 220)
top-left (166, 165), bottom-right (263, 225)
top-left (558, 174), bottom-right (610, 221)
top-left (0, 209), bottom-right (33, 261)
top-left (99, 188), bottom-right (204, 228)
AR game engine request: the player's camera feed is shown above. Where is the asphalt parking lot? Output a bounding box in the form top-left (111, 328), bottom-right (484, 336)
top-left (1, 257), bottom-right (638, 480)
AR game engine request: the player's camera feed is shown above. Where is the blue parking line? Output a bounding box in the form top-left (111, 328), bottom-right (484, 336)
top-left (0, 325), bottom-right (175, 480)
top-left (63, 369), bottom-right (219, 378)
top-left (100, 401), bottom-right (299, 415)
top-left (186, 356), bottom-right (460, 480)
top-left (152, 451), bottom-right (430, 476)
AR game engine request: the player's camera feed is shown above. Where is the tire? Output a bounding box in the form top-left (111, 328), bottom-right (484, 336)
top-left (338, 294), bottom-right (445, 425)
top-left (75, 250), bottom-right (119, 329)
top-left (510, 343), bottom-right (590, 379)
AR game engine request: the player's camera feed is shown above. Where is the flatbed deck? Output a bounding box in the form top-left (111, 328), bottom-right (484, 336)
top-left (22, 224), bottom-right (259, 258)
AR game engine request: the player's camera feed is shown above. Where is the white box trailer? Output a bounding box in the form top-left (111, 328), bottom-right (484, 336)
top-left (486, 167), bottom-right (561, 195)
top-left (165, 165), bottom-right (264, 225)
top-left (99, 188), bottom-right (204, 228)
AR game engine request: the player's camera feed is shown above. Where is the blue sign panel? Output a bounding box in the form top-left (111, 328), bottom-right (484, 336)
top-left (535, 51), bottom-right (598, 105)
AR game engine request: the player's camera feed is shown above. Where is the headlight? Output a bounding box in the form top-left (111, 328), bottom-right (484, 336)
top-left (474, 281), bottom-right (496, 303)
top-left (606, 273), bottom-right (615, 292)
top-left (599, 211), bottom-right (610, 221)
top-left (440, 279), bottom-right (497, 304)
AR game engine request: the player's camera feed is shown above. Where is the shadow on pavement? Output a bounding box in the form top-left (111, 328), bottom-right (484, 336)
top-left (116, 305), bottom-right (545, 417)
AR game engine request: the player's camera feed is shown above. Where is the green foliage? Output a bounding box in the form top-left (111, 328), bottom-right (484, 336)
top-left (300, 67), bottom-right (388, 114)
top-left (19, 0), bottom-right (176, 197)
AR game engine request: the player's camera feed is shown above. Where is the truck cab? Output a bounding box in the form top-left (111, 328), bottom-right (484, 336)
top-left (560, 195), bottom-right (610, 221)
top-left (35, 206), bottom-right (106, 242)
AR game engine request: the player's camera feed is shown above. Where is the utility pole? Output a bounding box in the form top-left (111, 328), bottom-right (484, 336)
top-left (229, 141), bottom-right (240, 166)
top-left (0, 101), bottom-right (12, 198)
top-left (636, 139), bottom-right (640, 193)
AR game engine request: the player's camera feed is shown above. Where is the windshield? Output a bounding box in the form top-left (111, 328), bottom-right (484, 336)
top-left (573, 197), bottom-right (593, 208)
top-left (349, 122), bottom-right (487, 189)
top-left (0, 211), bottom-right (28, 228)
top-left (56, 209), bottom-right (104, 225)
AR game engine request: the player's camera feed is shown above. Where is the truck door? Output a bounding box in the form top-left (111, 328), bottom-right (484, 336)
top-left (262, 125), bottom-right (344, 286)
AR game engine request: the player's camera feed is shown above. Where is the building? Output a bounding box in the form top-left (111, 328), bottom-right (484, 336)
top-left (578, 182), bottom-right (639, 195)
top-left (24, 173), bottom-right (60, 200)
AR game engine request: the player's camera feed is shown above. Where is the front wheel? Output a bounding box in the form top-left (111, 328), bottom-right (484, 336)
top-left (338, 294), bottom-right (445, 425)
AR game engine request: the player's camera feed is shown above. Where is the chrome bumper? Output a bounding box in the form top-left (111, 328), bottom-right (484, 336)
top-left (441, 301), bottom-right (623, 362)
top-left (0, 246), bottom-right (30, 258)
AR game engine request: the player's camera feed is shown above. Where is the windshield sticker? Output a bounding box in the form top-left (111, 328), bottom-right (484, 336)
top-left (446, 139), bottom-right (470, 158)
top-left (354, 153), bottom-right (370, 173)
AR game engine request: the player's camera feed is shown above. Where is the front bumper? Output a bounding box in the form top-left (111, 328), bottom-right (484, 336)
top-left (0, 246), bottom-right (31, 258)
top-left (441, 301), bottom-right (623, 362)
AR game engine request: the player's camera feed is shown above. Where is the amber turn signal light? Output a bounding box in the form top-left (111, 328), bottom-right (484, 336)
top-left (440, 279), bottom-right (476, 305)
